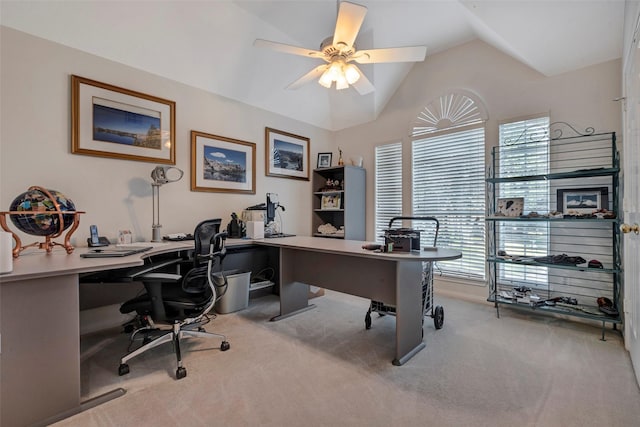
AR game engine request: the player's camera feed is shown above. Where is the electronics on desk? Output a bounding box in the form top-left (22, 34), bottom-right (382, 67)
top-left (80, 245), bottom-right (152, 258)
top-left (87, 224), bottom-right (110, 247)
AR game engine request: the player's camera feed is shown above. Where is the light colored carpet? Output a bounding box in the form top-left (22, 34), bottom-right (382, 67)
top-left (53, 291), bottom-right (640, 427)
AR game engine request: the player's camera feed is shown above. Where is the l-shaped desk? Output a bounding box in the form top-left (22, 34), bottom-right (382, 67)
top-left (0, 236), bottom-right (460, 427)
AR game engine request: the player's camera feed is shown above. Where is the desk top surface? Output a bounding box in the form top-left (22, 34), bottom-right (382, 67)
top-left (0, 236), bottom-right (461, 283)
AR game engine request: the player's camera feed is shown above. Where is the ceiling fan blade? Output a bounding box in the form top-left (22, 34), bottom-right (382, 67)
top-left (352, 46), bottom-right (427, 64)
top-left (333, 1), bottom-right (367, 49)
top-left (254, 39), bottom-right (324, 59)
top-left (286, 64), bottom-right (329, 90)
top-left (351, 66), bottom-right (375, 95)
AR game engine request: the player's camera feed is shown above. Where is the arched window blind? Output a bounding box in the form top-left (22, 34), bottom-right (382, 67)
top-left (411, 91), bottom-right (487, 280)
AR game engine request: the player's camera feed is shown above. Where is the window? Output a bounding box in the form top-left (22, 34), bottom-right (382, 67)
top-left (497, 116), bottom-right (550, 286)
top-left (412, 127), bottom-right (486, 279)
top-left (375, 142), bottom-right (403, 244)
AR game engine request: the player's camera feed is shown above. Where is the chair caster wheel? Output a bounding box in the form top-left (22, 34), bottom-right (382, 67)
top-left (123, 324), bottom-right (134, 334)
top-left (220, 341), bottom-right (230, 351)
top-left (198, 327), bottom-right (206, 332)
top-left (365, 312), bottom-right (372, 329)
top-left (118, 363), bottom-right (130, 376)
top-left (176, 367), bottom-right (187, 379)
top-left (434, 305), bottom-right (444, 330)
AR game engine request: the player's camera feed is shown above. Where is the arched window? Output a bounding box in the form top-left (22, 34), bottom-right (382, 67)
top-left (411, 91), bottom-right (487, 280)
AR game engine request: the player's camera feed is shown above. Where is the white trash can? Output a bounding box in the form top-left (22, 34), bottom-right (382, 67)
top-left (213, 270), bottom-right (250, 314)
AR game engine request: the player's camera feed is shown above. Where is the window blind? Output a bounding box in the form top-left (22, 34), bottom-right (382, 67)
top-left (412, 127), bottom-right (485, 279)
top-left (375, 142), bottom-right (403, 244)
top-left (498, 116), bottom-right (550, 286)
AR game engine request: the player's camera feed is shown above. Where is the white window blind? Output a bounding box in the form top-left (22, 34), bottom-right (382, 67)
top-left (497, 116), bottom-right (550, 285)
top-left (412, 127), bottom-right (485, 279)
top-left (375, 142), bottom-right (403, 244)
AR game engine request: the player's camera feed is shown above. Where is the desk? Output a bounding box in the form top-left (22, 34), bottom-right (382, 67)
top-left (0, 241), bottom-right (193, 427)
top-left (0, 237), bottom-right (460, 426)
top-left (257, 236), bottom-right (462, 365)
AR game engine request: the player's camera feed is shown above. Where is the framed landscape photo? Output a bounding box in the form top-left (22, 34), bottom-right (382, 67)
top-left (265, 127), bottom-right (310, 180)
top-left (191, 130), bottom-right (256, 194)
top-left (557, 187), bottom-right (608, 214)
top-left (71, 75), bottom-right (175, 164)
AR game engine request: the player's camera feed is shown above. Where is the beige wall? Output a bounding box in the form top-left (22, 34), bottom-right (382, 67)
top-left (0, 29), bottom-right (623, 251)
top-left (0, 27), bottom-right (333, 245)
top-left (335, 39), bottom-right (623, 242)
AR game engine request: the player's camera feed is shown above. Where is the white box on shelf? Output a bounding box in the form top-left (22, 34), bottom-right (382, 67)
top-left (246, 221), bottom-right (264, 239)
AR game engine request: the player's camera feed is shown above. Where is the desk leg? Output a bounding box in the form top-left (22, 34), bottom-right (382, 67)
top-left (392, 261), bottom-right (426, 365)
top-left (271, 248), bottom-right (315, 321)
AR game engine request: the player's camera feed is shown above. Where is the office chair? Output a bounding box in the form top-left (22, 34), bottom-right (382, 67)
top-left (118, 219), bottom-right (230, 379)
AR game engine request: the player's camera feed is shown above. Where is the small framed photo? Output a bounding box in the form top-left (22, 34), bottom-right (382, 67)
top-left (497, 198), bottom-right (524, 217)
top-left (557, 187), bottom-right (608, 214)
top-left (265, 127), bottom-right (310, 180)
top-left (71, 75), bottom-right (175, 164)
top-left (191, 130), bottom-right (256, 194)
top-left (317, 152), bottom-right (332, 168)
top-left (321, 194), bottom-right (342, 210)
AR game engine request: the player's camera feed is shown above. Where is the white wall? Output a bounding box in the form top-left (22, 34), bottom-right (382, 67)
top-left (335, 39), bottom-right (623, 242)
top-left (0, 27), bottom-right (334, 245)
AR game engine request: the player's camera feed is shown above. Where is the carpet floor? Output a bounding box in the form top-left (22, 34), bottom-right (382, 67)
top-left (53, 290), bottom-right (640, 427)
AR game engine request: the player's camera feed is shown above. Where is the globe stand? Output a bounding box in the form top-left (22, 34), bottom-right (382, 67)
top-left (0, 211), bottom-right (84, 258)
top-left (1, 185), bottom-right (85, 258)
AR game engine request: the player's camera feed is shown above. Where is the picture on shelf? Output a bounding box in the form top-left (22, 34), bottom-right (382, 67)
top-left (317, 152), bottom-right (332, 168)
top-left (496, 197), bottom-right (524, 217)
top-left (557, 187), bottom-right (608, 214)
top-left (321, 193), bottom-right (341, 210)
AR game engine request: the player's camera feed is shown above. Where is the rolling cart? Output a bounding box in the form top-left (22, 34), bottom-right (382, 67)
top-left (365, 216), bottom-right (445, 331)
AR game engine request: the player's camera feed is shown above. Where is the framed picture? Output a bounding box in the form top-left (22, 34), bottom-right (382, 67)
top-left (265, 127), bottom-right (310, 180)
top-left (191, 130), bottom-right (256, 194)
top-left (321, 193), bottom-right (342, 210)
top-left (317, 152), bottom-right (332, 168)
top-left (71, 75), bottom-right (175, 164)
top-left (496, 197), bottom-right (524, 217)
top-left (557, 187), bottom-right (608, 214)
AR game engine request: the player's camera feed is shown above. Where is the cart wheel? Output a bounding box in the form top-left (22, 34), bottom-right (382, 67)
top-left (220, 341), bottom-right (230, 351)
top-left (433, 306), bottom-right (444, 329)
top-left (365, 311), bottom-right (372, 329)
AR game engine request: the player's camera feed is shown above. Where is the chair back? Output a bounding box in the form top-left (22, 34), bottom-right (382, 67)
top-left (193, 219), bottom-right (222, 268)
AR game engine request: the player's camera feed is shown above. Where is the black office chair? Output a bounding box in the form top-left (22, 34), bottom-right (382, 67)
top-left (118, 219), bottom-right (230, 379)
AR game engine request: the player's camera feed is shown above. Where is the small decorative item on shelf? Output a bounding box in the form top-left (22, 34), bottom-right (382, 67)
top-left (337, 148), bottom-right (344, 166)
top-left (0, 186), bottom-right (84, 257)
top-left (496, 197), bottom-right (524, 217)
top-left (321, 178), bottom-right (342, 192)
top-left (317, 152), bottom-right (332, 168)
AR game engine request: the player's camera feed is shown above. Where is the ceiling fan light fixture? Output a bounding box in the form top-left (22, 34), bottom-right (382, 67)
top-left (318, 70), bottom-right (333, 88)
top-left (344, 63), bottom-right (360, 84)
top-left (336, 74), bottom-right (349, 90)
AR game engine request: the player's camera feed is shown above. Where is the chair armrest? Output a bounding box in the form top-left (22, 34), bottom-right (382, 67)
top-left (124, 258), bottom-right (183, 280)
top-left (139, 272), bottom-right (182, 282)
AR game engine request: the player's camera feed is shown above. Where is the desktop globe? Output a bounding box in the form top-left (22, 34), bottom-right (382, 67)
top-left (9, 187), bottom-right (76, 236)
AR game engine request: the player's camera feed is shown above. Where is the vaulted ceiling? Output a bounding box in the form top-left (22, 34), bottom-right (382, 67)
top-left (0, 1), bottom-right (626, 131)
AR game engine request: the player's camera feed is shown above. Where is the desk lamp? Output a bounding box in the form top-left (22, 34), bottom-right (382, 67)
top-left (150, 165), bottom-right (183, 242)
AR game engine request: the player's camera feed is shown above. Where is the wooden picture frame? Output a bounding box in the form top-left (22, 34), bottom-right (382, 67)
top-left (191, 130), bottom-right (256, 194)
top-left (265, 127), bottom-right (310, 180)
top-left (321, 193), bottom-right (342, 210)
top-left (71, 75), bottom-right (175, 164)
top-left (317, 152), bottom-right (332, 168)
top-left (557, 187), bottom-right (608, 214)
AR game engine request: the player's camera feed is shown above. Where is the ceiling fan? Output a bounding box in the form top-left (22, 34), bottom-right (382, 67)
top-left (254, 1), bottom-right (427, 95)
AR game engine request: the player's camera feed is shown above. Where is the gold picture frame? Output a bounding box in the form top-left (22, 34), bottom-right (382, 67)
top-left (191, 130), bottom-right (256, 194)
top-left (71, 75), bottom-right (175, 164)
top-left (265, 127), bottom-right (310, 180)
